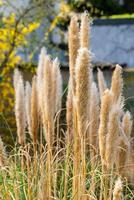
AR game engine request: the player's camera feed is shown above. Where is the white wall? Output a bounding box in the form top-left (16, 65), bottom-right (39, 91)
top-left (91, 22), bottom-right (134, 67)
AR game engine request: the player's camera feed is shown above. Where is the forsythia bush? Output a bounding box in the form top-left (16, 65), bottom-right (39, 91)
top-left (0, 11), bottom-right (39, 132)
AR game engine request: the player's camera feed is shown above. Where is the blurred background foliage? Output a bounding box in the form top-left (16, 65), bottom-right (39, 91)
top-left (0, 0), bottom-right (134, 145)
top-left (0, 0), bottom-right (56, 145)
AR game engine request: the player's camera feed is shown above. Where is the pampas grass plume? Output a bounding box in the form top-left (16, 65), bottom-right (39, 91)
top-left (75, 48), bottom-right (91, 134)
top-left (15, 72), bottom-right (26, 145)
top-left (25, 81), bottom-right (32, 137)
top-left (13, 68), bottom-right (22, 92)
top-left (66, 79), bottom-right (73, 140)
top-left (52, 57), bottom-right (62, 114)
top-left (69, 15), bottom-right (79, 94)
top-left (105, 105), bottom-right (120, 169)
top-left (116, 111), bottom-right (132, 175)
top-left (89, 82), bottom-right (100, 158)
top-left (111, 64), bottom-right (123, 104)
top-left (31, 76), bottom-right (38, 146)
top-left (37, 47), bottom-right (47, 113)
top-left (113, 178), bottom-right (123, 200)
top-left (42, 55), bottom-right (53, 124)
top-left (97, 68), bottom-right (107, 98)
top-left (122, 111), bottom-right (132, 138)
top-left (99, 89), bottom-right (112, 165)
top-left (80, 12), bottom-right (90, 48)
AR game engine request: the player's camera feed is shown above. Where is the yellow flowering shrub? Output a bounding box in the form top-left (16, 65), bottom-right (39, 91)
top-left (0, 12), bottom-right (40, 140)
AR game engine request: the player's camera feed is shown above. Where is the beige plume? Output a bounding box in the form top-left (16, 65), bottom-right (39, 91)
top-left (69, 15), bottom-right (79, 94)
top-left (98, 89), bottom-right (112, 165)
top-left (14, 72), bottom-right (26, 145)
top-left (80, 12), bottom-right (90, 48)
top-left (97, 68), bottom-right (107, 99)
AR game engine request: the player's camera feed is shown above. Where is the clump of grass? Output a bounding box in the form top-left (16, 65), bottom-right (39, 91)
top-left (0, 13), bottom-right (134, 200)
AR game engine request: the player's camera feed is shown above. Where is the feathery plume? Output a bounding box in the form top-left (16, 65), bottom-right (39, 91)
top-left (80, 12), bottom-right (90, 48)
top-left (15, 73), bottom-right (26, 145)
top-left (89, 82), bottom-right (100, 159)
top-left (25, 81), bottom-right (32, 137)
top-left (113, 178), bottom-right (123, 200)
top-left (56, 64), bottom-right (62, 112)
top-left (52, 58), bottom-right (58, 116)
top-left (111, 64), bottom-right (123, 105)
top-left (37, 47), bottom-right (47, 113)
top-left (42, 55), bottom-right (53, 121)
top-left (13, 68), bottom-right (22, 92)
top-left (31, 76), bottom-right (38, 146)
top-left (69, 15), bottom-right (79, 94)
top-left (124, 145), bottom-right (134, 184)
top-left (75, 47), bottom-right (91, 197)
top-left (75, 48), bottom-right (91, 135)
top-left (105, 105), bottom-right (120, 169)
top-left (97, 68), bottom-right (107, 99)
top-left (117, 136), bottom-right (129, 176)
top-left (41, 55), bottom-right (54, 199)
top-left (52, 58), bottom-right (62, 115)
top-left (42, 55), bottom-right (53, 143)
top-left (116, 111), bottom-right (132, 175)
top-left (66, 79), bottom-right (73, 140)
top-left (98, 89), bottom-right (112, 165)
top-left (122, 111), bottom-right (132, 139)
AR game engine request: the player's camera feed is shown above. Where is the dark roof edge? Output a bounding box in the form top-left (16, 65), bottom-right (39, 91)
top-left (93, 18), bottom-right (134, 26)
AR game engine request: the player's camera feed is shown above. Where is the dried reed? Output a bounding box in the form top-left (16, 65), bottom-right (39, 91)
top-left (89, 82), bottom-right (100, 164)
top-left (66, 79), bottom-right (73, 141)
top-left (105, 105), bottom-right (120, 170)
top-left (73, 47), bottom-right (91, 199)
top-left (97, 68), bottom-right (107, 99)
top-left (14, 71), bottom-right (26, 146)
top-left (68, 15), bottom-right (79, 94)
top-left (80, 12), bottom-right (90, 48)
top-left (89, 82), bottom-right (100, 195)
top-left (25, 81), bottom-right (32, 137)
top-left (98, 89), bottom-right (112, 166)
top-left (37, 47), bottom-right (47, 113)
top-left (31, 76), bottom-right (39, 151)
top-left (111, 65), bottom-right (123, 105)
top-left (116, 111), bottom-right (132, 176)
